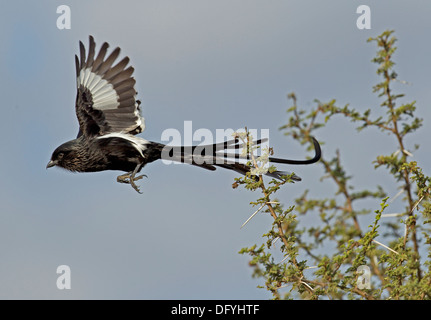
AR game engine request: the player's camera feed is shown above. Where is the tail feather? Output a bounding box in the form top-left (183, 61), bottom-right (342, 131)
top-left (154, 137), bottom-right (321, 181)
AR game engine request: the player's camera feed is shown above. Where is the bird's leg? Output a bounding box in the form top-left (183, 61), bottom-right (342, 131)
top-left (116, 163), bottom-right (147, 194)
top-left (129, 163), bottom-right (147, 193)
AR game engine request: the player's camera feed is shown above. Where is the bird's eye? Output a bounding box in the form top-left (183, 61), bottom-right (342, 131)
top-left (57, 152), bottom-right (64, 160)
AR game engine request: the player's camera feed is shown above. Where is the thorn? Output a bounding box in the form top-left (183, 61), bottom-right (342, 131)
top-left (403, 149), bottom-right (413, 157)
top-left (372, 239), bottom-right (399, 255)
top-left (240, 203), bottom-right (265, 229)
top-left (410, 195), bottom-right (424, 213)
top-left (381, 213), bottom-right (404, 218)
top-left (389, 188), bottom-right (404, 203)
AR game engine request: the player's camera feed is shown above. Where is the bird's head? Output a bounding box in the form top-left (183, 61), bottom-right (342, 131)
top-left (46, 140), bottom-right (80, 171)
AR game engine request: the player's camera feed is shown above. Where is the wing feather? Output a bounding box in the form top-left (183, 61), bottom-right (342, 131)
top-left (79, 41), bottom-right (86, 70)
top-left (74, 36), bottom-right (144, 137)
top-left (110, 67), bottom-right (134, 86)
top-left (105, 57), bottom-right (129, 80)
top-left (92, 42), bottom-right (109, 72)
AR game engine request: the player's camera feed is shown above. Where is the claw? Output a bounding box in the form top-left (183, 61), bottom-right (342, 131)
top-left (134, 174), bottom-right (147, 182)
top-left (129, 177), bottom-right (142, 194)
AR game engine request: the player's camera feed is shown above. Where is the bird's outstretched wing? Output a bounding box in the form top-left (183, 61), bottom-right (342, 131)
top-left (75, 36), bottom-right (144, 138)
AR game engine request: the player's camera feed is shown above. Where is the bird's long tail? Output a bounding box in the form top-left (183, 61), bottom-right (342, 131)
top-left (149, 137), bottom-right (321, 181)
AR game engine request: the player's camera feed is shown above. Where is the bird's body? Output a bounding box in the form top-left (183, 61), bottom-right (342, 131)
top-left (49, 134), bottom-right (152, 173)
top-left (47, 36), bottom-right (321, 193)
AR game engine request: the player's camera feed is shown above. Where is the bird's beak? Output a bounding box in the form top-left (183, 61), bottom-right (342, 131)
top-left (46, 160), bottom-right (57, 169)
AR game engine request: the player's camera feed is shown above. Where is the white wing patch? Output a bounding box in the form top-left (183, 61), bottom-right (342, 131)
top-left (77, 67), bottom-right (120, 111)
top-left (135, 111), bottom-right (145, 131)
top-left (98, 133), bottom-right (149, 157)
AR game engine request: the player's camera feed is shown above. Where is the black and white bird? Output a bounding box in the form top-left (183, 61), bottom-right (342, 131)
top-left (47, 36), bottom-right (321, 193)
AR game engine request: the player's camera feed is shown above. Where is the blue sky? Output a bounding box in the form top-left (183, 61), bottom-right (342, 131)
top-left (1, 1), bottom-right (431, 299)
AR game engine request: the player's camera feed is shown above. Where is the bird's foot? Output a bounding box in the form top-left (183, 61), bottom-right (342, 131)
top-left (130, 174), bottom-right (147, 194)
top-left (117, 173), bottom-right (147, 194)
